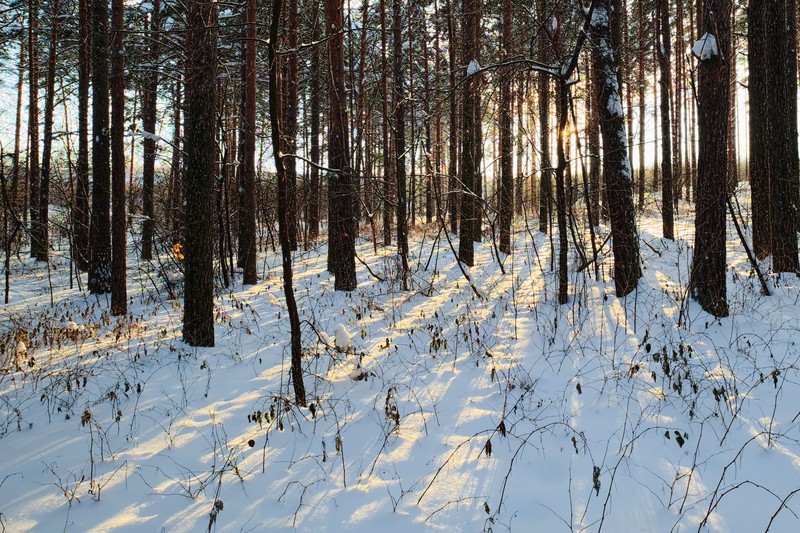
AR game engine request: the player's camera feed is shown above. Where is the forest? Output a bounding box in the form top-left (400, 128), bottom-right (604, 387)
top-left (1, 0), bottom-right (800, 531)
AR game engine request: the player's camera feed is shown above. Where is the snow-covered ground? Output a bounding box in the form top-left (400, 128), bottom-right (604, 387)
top-left (2, 199), bottom-right (799, 532)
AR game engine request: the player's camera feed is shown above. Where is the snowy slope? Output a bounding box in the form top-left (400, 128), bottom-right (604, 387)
top-left (1, 199), bottom-right (799, 532)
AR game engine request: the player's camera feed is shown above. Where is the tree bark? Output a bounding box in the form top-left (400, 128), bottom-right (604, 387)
top-left (591, 2), bottom-right (641, 297)
top-left (270, 0), bottom-right (306, 406)
top-left (393, 0), bottom-right (410, 288)
top-left (75, 0), bottom-right (90, 271)
top-left (183, 0), bottom-right (217, 346)
top-left (446, 0), bottom-right (459, 234)
top-left (141, 0), bottom-right (161, 262)
top-left (28, 0), bottom-right (40, 259)
top-left (498, 0), bottom-right (514, 255)
top-left (458, 0), bottom-right (481, 266)
top-left (307, 0), bottom-right (321, 243)
top-left (537, 0), bottom-right (551, 233)
top-left (657, 0), bottom-right (674, 240)
top-left (285, 0), bottom-right (299, 251)
top-left (110, 0), bottom-right (127, 315)
top-left (747, 2), bottom-right (770, 259)
top-left (325, 0), bottom-right (357, 291)
top-left (691, 0), bottom-right (731, 317)
top-left (36, 0), bottom-right (60, 263)
top-left (88, 0), bottom-right (112, 294)
top-left (238, 0), bottom-right (258, 284)
top-left (766, 0), bottom-right (799, 273)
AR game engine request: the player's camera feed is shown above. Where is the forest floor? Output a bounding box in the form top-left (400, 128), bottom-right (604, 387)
top-left (2, 192), bottom-right (800, 532)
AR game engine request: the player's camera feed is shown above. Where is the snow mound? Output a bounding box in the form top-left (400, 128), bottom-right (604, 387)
top-left (334, 324), bottom-right (352, 351)
top-left (319, 330), bottom-right (332, 348)
top-left (693, 33), bottom-right (718, 61)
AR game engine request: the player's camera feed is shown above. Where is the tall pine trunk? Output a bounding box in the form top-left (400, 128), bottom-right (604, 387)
top-left (393, 0), bottom-right (410, 288)
top-left (36, 0), bottom-right (60, 263)
top-left (141, 0), bottom-right (161, 262)
top-left (28, 0), bottom-right (40, 259)
top-left (325, 0), bottom-right (357, 290)
top-left (238, 0), bottom-right (258, 284)
top-left (498, 0), bottom-right (513, 255)
top-left (270, 0), bottom-right (306, 406)
top-left (183, 0), bottom-right (217, 346)
top-left (591, 1), bottom-right (641, 297)
top-left (88, 0), bottom-right (112, 294)
top-left (75, 0), bottom-right (90, 271)
top-left (657, 0), bottom-right (674, 240)
top-left (458, 0), bottom-right (481, 266)
top-left (691, 0), bottom-right (731, 317)
top-left (110, 0), bottom-right (127, 315)
top-left (307, 0), bottom-right (321, 243)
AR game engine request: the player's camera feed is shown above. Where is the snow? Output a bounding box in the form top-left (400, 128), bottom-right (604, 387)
top-left (693, 33), bottom-right (718, 61)
top-left (334, 323), bottom-right (352, 351)
top-left (591, 6), bottom-right (609, 28)
top-left (466, 59), bottom-right (480, 76)
top-left (319, 330), bottom-right (333, 348)
top-left (2, 192), bottom-right (800, 531)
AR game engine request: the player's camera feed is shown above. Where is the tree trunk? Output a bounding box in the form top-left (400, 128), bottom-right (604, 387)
top-left (307, 0), bottom-right (321, 243)
top-left (748, 1), bottom-right (770, 259)
top-left (285, 0), bottom-right (299, 251)
top-left (555, 80), bottom-right (570, 304)
top-left (446, 0), bottom-right (459, 234)
top-left (591, 1), bottom-right (641, 297)
top-left (36, 0), bottom-right (60, 263)
top-left (657, 0), bottom-right (674, 240)
top-left (238, 0), bottom-right (258, 284)
top-left (498, 0), bottom-right (513, 255)
top-left (325, 0), bottom-right (357, 291)
top-left (28, 0), bottom-right (40, 259)
top-left (537, 0), bottom-right (551, 233)
top-left (637, 0), bottom-right (646, 210)
top-left (393, 0), bottom-right (410, 288)
top-left (141, 0), bottom-right (161, 262)
top-left (766, 0), bottom-right (799, 272)
top-left (75, 0), bottom-right (90, 271)
top-left (12, 34), bottom-right (25, 236)
top-left (110, 0), bottom-right (127, 315)
top-left (168, 82), bottom-right (183, 244)
top-left (183, 0), bottom-right (217, 346)
top-left (270, 0), bottom-right (306, 406)
top-left (726, 4), bottom-right (738, 192)
top-left (691, 0), bottom-right (731, 317)
top-left (88, 0), bottom-right (112, 294)
top-left (458, 0), bottom-right (480, 266)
